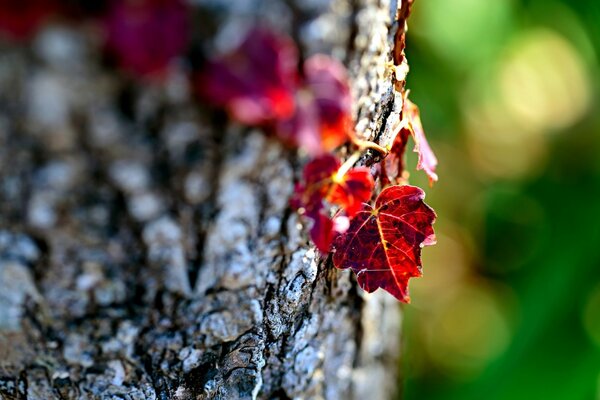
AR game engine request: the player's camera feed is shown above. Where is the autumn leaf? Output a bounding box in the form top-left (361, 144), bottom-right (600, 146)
top-left (292, 154), bottom-right (374, 217)
top-left (291, 154), bottom-right (374, 253)
top-left (380, 99), bottom-right (438, 186)
top-left (277, 55), bottom-right (353, 154)
top-left (197, 28), bottom-right (298, 125)
top-left (404, 98), bottom-right (438, 183)
top-left (306, 208), bottom-right (349, 254)
top-left (332, 185), bottom-right (436, 302)
top-left (274, 55), bottom-right (353, 154)
top-left (103, 0), bottom-right (189, 78)
top-left (380, 127), bottom-right (410, 186)
top-left (198, 27), bottom-right (354, 154)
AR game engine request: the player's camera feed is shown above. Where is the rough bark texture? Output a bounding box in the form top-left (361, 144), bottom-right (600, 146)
top-left (0, 0), bottom-right (413, 398)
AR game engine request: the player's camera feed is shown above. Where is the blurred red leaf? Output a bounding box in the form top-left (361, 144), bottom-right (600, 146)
top-left (292, 154), bottom-right (374, 217)
top-left (381, 127), bottom-right (410, 186)
top-left (199, 29), bottom-right (353, 154)
top-left (278, 55), bottom-right (352, 154)
top-left (294, 154), bottom-right (340, 213)
top-left (306, 207), bottom-right (350, 254)
top-left (197, 28), bottom-right (298, 125)
top-left (104, 0), bottom-right (189, 78)
top-left (332, 185), bottom-right (436, 302)
top-left (328, 168), bottom-right (374, 217)
top-left (307, 208), bottom-right (334, 253)
top-left (292, 154), bottom-right (374, 253)
top-left (404, 98), bottom-right (438, 183)
top-left (0, 0), bottom-right (60, 41)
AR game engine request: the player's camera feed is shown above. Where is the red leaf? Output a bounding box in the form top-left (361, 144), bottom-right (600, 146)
top-left (104, 0), bottom-right (189, 78)
top-left (328, 168), bottom-right (374, 217)
top-left (277, 55), bottom-right (352, 155)
top-left (332, 185), bottom-right (436, 302)
top-left (0, 0), bottom-right (60, 41)
top-left (291, 154), bottom-right (374, 254)
top-left (307, 208), bottom-right (335, 253)
top-left (306, 208), bottom-right (350, 254)
top-left (381, 127), bottom-right (410, 186)
top-left (303, 54), bottom-right (353, 151)
top-left (292, 154), bottom-right (374, 218)
top-left (404, 98), bottom-right (438, 183)
top-left (197, 28), bottom-right (298, 125)
top-left (198, 28), bottom-right (353, 154)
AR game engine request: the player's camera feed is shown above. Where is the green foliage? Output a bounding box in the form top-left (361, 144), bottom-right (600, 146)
top-left (402, 0), bottom-right (600, 398)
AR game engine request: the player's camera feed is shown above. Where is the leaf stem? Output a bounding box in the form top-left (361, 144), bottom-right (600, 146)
top-left (348, 131), bottom-right (388, 155)
top-left (335, 150), bottom-right (362, 181)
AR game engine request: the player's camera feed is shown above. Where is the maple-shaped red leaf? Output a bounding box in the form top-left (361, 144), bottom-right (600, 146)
top-left (277, 55), bottom-right (353, 154)
top-left (292, 154), bottom-right (374, 217)
top-left (381, 127), bottom-right (410, 186)
top-left (332, 185), bottom-right (436, 302)
top-left (103, 0), bottom-right (189, 78)
top-left (404, 98), bottom-right (438, 183)
top-left (0, 0), bottom-right (60, 41)
top-left (197, 28), bottom-right (298, 126)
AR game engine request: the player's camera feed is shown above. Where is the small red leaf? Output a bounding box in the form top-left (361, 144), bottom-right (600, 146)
top-left (291, 154), bottom-right (374, 254)
top-left (303, 55), bottom-right (353, 151)
top-left (291, 155), bottom-right (339, 214)
top-left (328, 168), bottom-right (374, 217)
top-left (306, 208), bottom-right (350, 254)
top-left (308, 208), bottom-right (335, 253)
top-left (197, 28), bottom-right (298, 125)
top-left (332, 185), bottom-right (436, 302)
top-left (381, 127), bottom-right (410, 186)
top-left (277, 55), bottom-right (352, 155)
top-left (292, 154), bottom-right (374, 217)
top-left (404, 99), bottom-right (438, 183)
top-left (104, 0), bottom-right (189, 78)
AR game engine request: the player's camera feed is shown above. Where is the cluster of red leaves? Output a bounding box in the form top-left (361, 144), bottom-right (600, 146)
top-left (198, 28), bottom-right (439, 302)
top-left (197, 28), bottom-right (351, 156)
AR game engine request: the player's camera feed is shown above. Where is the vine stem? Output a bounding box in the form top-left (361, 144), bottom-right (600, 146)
top-left (333, 133), bottom-right (388, 182)
top-left (334, 150), bottom-right (362, 182)
top-left (348, 131), bottom-right (388, 155)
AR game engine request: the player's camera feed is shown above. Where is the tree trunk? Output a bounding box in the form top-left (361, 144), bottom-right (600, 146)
top-left (0, 0), bottom-right (413, 398)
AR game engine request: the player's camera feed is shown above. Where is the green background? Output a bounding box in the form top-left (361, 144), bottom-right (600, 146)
top-left (402, 0), bottom-right (600, 399)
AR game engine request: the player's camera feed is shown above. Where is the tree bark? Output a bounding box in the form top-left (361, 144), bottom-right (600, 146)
top-left (0, 0), bottom-right (413, 398)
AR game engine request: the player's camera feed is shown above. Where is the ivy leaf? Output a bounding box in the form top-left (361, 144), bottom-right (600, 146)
top-left (404, 98), bottom-right (438, 183)
top-left (197, 28), bottom-right (298, 125)
top-left (305, 205), bottom-right (351, 253)
top-left (332, 185), bottom-right (436, 302)
top-left (103, 0), bottom-right (189, 78)
top-left (292, 154), bottom-right (374, 218)
top-left (277, 55), bottom-right (352, 154)
top-left (292, 154), bottom-right (374, 253)
top-left (380, 99), bottom-right (438, 185)
top-left (198, 29), bottom-right (353, 155)
top-left (381, 127), bottom-right (410, 186)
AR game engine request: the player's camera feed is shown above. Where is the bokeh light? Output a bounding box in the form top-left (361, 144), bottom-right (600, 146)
top-left (403, 0), bottom-right (600, 399)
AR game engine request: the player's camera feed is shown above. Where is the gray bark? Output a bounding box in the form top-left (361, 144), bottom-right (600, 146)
top-left (0, 0), bottom-right (412, 398)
